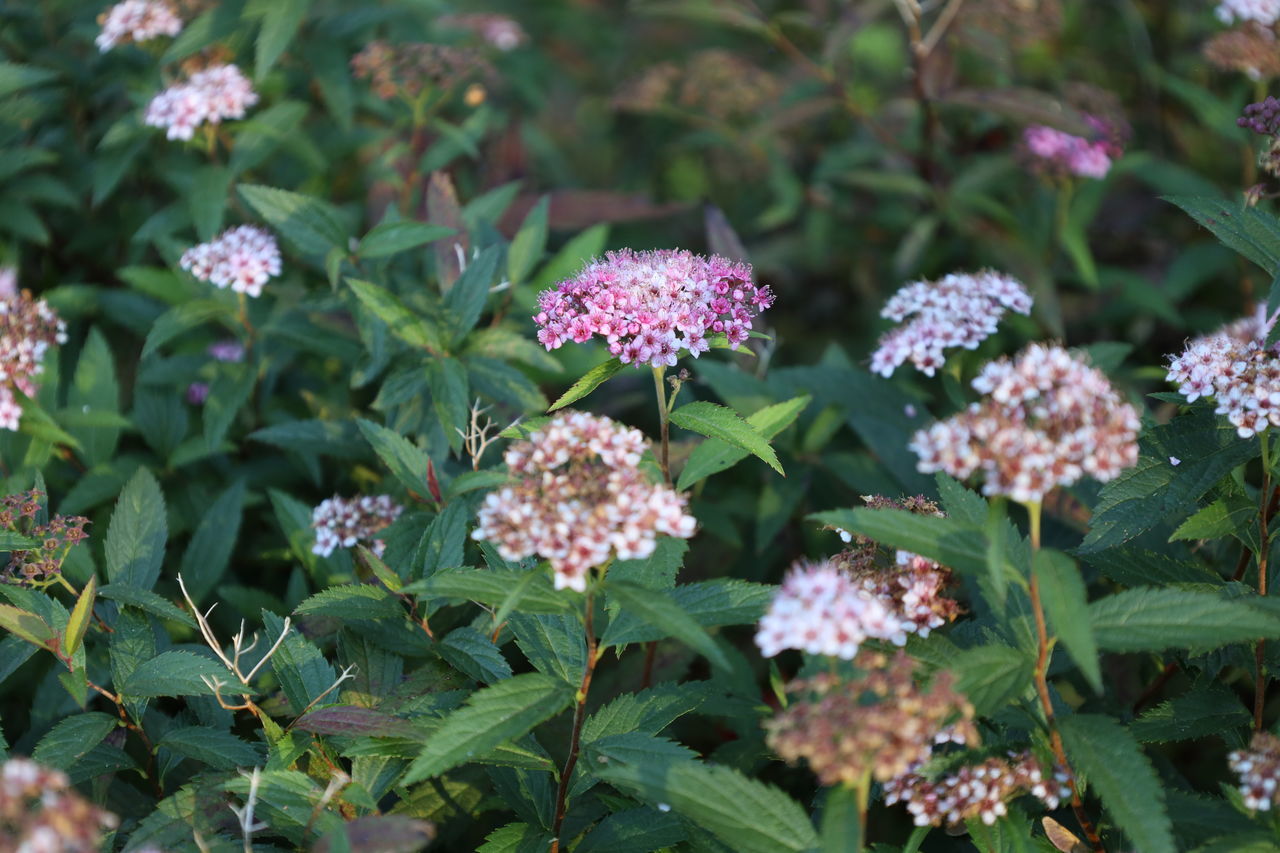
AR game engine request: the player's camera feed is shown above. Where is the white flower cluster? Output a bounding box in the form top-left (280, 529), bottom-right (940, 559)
top-left (312, 495), bottom-right (403, 558)
top-left (911, 343), bottom-right (1140, 503)
top-left (1230, 732), bottom-right (1280, 811)
top-left (96, 0), bottom-right (182, 52)
top-left (754, 561), bottom-right (906, 659)
top-left (1166, 308), bottom-right (1280, 438)
top-left (180, 225), bottom-right (282, 297)
top-left (884, 752), bottom-right (1070, 827)
top-left (870, 270), bottom-right (1032, 378)
top-left (1217, 0), bottom-right (1280, 25)
top-left (472, 411), bottom-right (696, 592)
top-left (145, 63), bottom-right (258, 141)
top-left (0, 274), bottom-right (68, 432)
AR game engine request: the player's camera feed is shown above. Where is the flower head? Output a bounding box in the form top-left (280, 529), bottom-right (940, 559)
top-left (471, 411), bottom-right (696, 591)
top-left (1023, 116), bottom-right (1123, 179)
top-left (312, 495), bottom-right (403, 558)
top-left (1, 756), bottom-right (119, 851)
top-left (96, 0), bottom-right (182, 51)
top-left (1218, 0), bottom-right (1280, 26)
top-left (765, 652), bottom-right (978, 786)
top-left (1240, 96), bottom-right (1280, 135)
top-left (1167, 307), bottom-right (1280, 438)
top-left (1230, 731), bottom-right (1280, 810)
top-left (534, 249), bottom-right (773, 369)
top-left (145, 63), bottom-right (258, 141)
top-left (0, 274), bottom-right (67, 432)
top-left (351, 41), bottom-right (492, 100)
top-left (439, 14), bottom-right (526, 51)
top-left (755, 560), bottom-right (908, 658)
top-left (884, 752), bottom-right (1070, 827)
top-left (208, 339), bottom-right (246, 363)
top-left (870, 270), bottom-right (1032, 377)
top-left (180, 225), bottom-right (281, 297)
top-left (1205, 24), bottom-right (1280, 79)
top-left (911, 343), bottom-right (1140, 503)
top-left (1, 490), bottom-right (89, 588)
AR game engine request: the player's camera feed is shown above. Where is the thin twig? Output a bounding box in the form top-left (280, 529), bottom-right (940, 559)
top-left (549, 587), bottom-right (601, 853)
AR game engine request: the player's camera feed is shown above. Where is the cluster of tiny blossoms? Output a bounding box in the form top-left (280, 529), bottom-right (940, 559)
top-left (0, 274), bottom-right (68, 431)
top-left (145, 63), bottom-right (258, 141)
top-left (96, 0), bottom-right (182, 51)
top-left (1166, 308), bottom-right (1280, 438)
top-left (870, 270), bottom-right (1032, 377)
top-left (439, 14), bottom-right (527, 51)
top-left (1023, 117), bottom-right (1122, 179)
top-left (754, 560), bottom-right (907, 658)
top-left (534, 249), bottom-right (774, 369)
top-left (351, 41), bottom-right (492, 100)
top-left (312, 495), bottom-right (403, 558)
top-left (911, 343), bottom-right (1140, 503)
top-left (180, 225), bottom-right (281, 297)
top-left (1, 757), bottom-right (119, 852)
top-left (765, 653), bottom-right (978, 786)
top-left (1218, 0), bottom-right (1280, 26)
top-left (472, 411), bottom-right (696, 592)
top-left (883, 752), bottom-right (1070, 827)
top-left (1, 490), bottom-right (89, 587)
top-left (1229, 732), bottom-right (1280, 810)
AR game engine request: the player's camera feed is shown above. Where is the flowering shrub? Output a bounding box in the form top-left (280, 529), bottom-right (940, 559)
top-left (7, 2), bottom-right (1280, 852)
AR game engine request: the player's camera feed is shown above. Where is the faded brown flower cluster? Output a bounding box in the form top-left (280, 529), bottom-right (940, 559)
top-left (884, 751), bottom-right (1069, 827)
top-left (1205, 23), bottom-right (1280, 79)
top-left (1, 490), bottom-right (89, 587)
top-left (613, 50), bottom-right (781, 122)
top-left (765, 652), bottom-right (977, 786)
top-left (351, 41), bottom-right (492, 100)
top-left (1, 757), bottom-right (118, 851)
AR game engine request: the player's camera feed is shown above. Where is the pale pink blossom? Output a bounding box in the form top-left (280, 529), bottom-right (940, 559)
top-left (1167, 306), bottom-right (1280, 437)
top-left (534, 249), bottom-right (773, 369)
top-left (145, 64), bottom-right (258, 141)
top-left (0, 275), bottom-right (67, 432)
top-left (1217, 0), bottom-right (1280, 25)
top-left (871, 270), bottom-right (1032, 377)
top-left (180, 225), bottom-right (281, 297)
top-left (312, 495), bottom-right (403, 558)
top-left (207, 339), bottom-right (246, 362)
top-left (96, 0), bottom-right (182, 51)
top-left (1023, 117), bottom-right (1122, 179)
top-left (1231, 732), bottom-right (1280, 811)
top-left (884, 752), bottom-right (1070, 827)
top-left (754, 561), bottom-right (907, 659)
top-left (472, 411), bottom-right (696, 592)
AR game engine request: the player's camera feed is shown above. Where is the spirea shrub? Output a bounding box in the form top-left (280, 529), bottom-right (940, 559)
top-left (7, 2), bottom-right (1280, 852)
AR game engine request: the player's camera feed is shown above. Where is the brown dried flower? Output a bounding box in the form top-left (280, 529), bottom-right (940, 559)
top-left (1, 757), bottom-right (119, 851)
top-left (1, 490), bottom-right (89, 587)
top-left (351, 41), bottom-right (492, 100)
top-left (1205, 24), bottom-right (1280, 79)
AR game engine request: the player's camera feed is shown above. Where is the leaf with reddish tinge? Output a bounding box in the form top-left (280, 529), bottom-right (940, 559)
top-left (294, 705), bottom-right (418, 738)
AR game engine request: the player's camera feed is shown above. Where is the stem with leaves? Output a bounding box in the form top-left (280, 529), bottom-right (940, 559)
top-left (652, 366), bottom-right (673, 486)
top-left (1257, 433), bottom-right (1274, 730)
top-left (1025, 501), bottom-right (1106, 853)
top-left (550, 581), bottom-right (602, 853)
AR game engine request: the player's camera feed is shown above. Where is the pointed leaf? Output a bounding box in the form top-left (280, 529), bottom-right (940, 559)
top-left (603, 580), bottom-right (730, 670)
top-left (105, 468), bottom-right (167, 591)
top-left (1034, 549), bottom-right (1101, 693)
top-left (548, 358), bottom-right (625, 412)
top-left (63, 575), bottom-right (96, 657)
top-left (669, 401), bottom-right (782, 475)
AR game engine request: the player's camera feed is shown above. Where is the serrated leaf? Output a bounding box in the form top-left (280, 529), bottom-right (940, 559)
top-left (1170, 494), bottom-right (1256, 541)
top-left (575, 807), bottom-right (686, 853)
top-left (294, 585), bottom-right (403, 621)
top-left (253, 0), bottom-right (310, 80)
top-left (32, 713), bottom-right (117, 770)
top-left (294, 706), bottom-right (417, 738)
top-left (439, 626), bottom-right (512, 684)
top-left (98, 583), bottom-right (195, 628)
top-left (358, 221), bottom-right (455, 259)
top-left (669, 401), bottom-right (782, 475)
top-left (426, 357), bottom-right (470, 452)
top-left (0, 604), bottom-right (53, 650)
top-left (118, 650), bottom-right (232, 698)
top-left (445, 245), bottom-right (502, 343)
top-left (402, 673), bottom-right (574, 783)
top-left (548, 358), bottom-right (626, 412)
top-left (602, 580), bottom-right (729, 670)
top-left (159, 726), bottom-right (263, 770)
top-left (178, 480), bottom-right (246, 603)
top-left (1130, 685), bottom-right (1250, 743)
top-left (601, 578), bottom-right (772, 645)
top-left (347, 279), bottom-right (443, 353)
top-left (812, 507), bottom-right (995, 579)
top-left (105, 468), bottom-right (167, 591)
top-left (509, 612), bottom-right (585, 685)
top-left (1060, 714), bottom-right (1174, 852)
top-left (583, 683), bottom-right (711, 744)
top-left (678, 396), bottom-right (809, 490)
top-left (142, 300), bottom-right (234, 358)
top-left (1165, 195), bottom-right (1280, 275)
top-left (1089, 588), bottom-right (1280, 652)
top-left (405, 567), bottom-right (571, 613)
top-left (356, 418), bottom-right (428, 496)
top-left (239, 184), bottom-right (348, 256)
top-left (507, 197), bottom-right (549, 285)
top-left (1034, 549), bottom-right (1101, 693)
top-left (936, 474), bottom-right (988, 526)
top-left (950, 644), bottom-right (1033, 716)
top-left (63, 575), bottom-right (96, 657)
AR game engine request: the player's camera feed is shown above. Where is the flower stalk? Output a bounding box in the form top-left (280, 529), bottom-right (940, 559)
top-left (550, 582), bottom-right (602, 853)
top-left (1257, 431), bottom-right (1273, 730)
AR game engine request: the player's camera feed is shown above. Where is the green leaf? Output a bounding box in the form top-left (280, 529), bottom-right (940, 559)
top-left (358, 222), bottom-right (455, 260)
top-left (356, 418), bottom-right (428, 496)
top-left (118, 650), bottom-right (232, 698)
top-left (354, 545), bottom-right (403, 593)
top-left (178, 480), bottom-right (246, 603)
top-left (602, 580), bottom-right (730, 670)
top-left (820, 784), bottom-right (863, 853)
top-left (426, 357), bottom-right (470, 453)
top-left (602, 579), bottom-right (772, 645)
top-left (203, 361), bottom-right (255, 451)
top-left (32, 713), bottom-right (117, 770)
top-left (1034, 549), bottom-right (1101, 693)
top-left (1060, 714), bottom-right (1174, 852)
top-left (548, 358), bottom-right (626, 412)
top-left (105, 468), bottom-right (167, 591)
top-left (1082, 408), bottom-right (1260, 553)
top-left (294, 706), bottom-right (417, 738)
top-left (252, 0), bottom-right (311, 79)
top-left (239, 184), bottom-right (348, 256)
top-left (402, 673), bottom-right (574, 783)
top-left (950, 644), bottom-right (1033, 716)
top-left (98, 583), bottom-right (195, 628)
top-left (984, 500), bottom-right (1009, 608)
top-left (445, 245), bottom-right (502, 343)
top-left (263, 610), bottom-right (337, 712)
top-left (0, 604), bottom-right (53, 650)
top-left (438, 626), bottom-right (512, 684)
top-left (1090, 588), bottom-right (1280, 652)
top-left (678, 396), bottom-right (810, 490)
top-left (63, 575), bottom-right (96, 658)
top-left (583, 683), bottom-right (711, 744)
top-left (575, 808), bottom-right (686, 853)
top-left (592, 745), bottom-right (819, 853)
top-left (1165, 195), bottom-right (1280, 276)
top-left (347, 278), bottom-right (443, 353)
top-left (669, 401), bottom-right (782, 475)
top-left (509, 612), bottom-right (585, 685)
top-left (1130, 684), bottom-right (1251, 743)
top-left (936, 474), bottom-right (989, 526)
top-left (66, 328), bottom-right (121, 467)
top-left (294, 585), bottom-right (403, 621)
top-left (812, 507), bottom-right (993, 578)
top-left (507, 197), bottom-right (549, 285)
top-left (159, 726), bottom-right (263, 770)
top-left (0, 62), bottom-right (57, 99)
top-left (1170, 493), bottom-right (1256, 541)
top-left (189, 165), bottom-right (231, 241)
top-left (142, 300), bottom-right (235, 358)
top-left (406, 567), bottom-right (571, 613)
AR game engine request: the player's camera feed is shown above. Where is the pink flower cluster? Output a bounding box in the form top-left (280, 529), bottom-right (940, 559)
top-left (754, 561), bottom-right (907, 659)
top-left (2, 757), bottom-right (119, 851)
top-left (884, 752), bottom-right (1070, 827)
top-left (0, 273), bottom-right (68, 432)
top-left (870, 270), bottom-right (1032, 377)
top-left (312, 495), bottom-right (403, 558)
top-left (96, 0), bottom-right (182, 52)
top-left (1166, 308), bottom-right (1280, 438)
top-left (471, 411), bottom-right (696, 592)
top-left (145, 63), bottom-right (258, 141)
top-left (534, 249), bottom-right (774, 369)
top-left (1023, 118), bottom-right (1122, 179)
top-left (180, 225), bottom-right (281, 297)
top-left (440, 13), bottom-right (527, 51)
top-left (1230, 732), bottom-right (1280, 810)
top-left (911, 344), bottom-right (1140, 503)
top-left (1217, 0), bottom-right (1280, 25)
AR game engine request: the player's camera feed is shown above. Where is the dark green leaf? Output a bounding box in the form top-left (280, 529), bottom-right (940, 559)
top-left (32, 713), bottom-right (117, 770)
top-left (678, 396), bottom-right (810, 490)
top-left (669, 401), bottom-right (782, 475)
top-left (602, 580), bottom-right (730, 670)
top-left (548, 358), bottom-right (626, 412)
top-left (240, 184), bottom-right (348, 256)
top-left (105, 468), bottom-right (167, 591)
top-left (1034, 549), bottom-right (1101, 692)
top-left (1090, 588), bottom-right (1280, 652)
top-left (1130, 684), bottom-right (1250, 743)
top-left (158, 726), bottom-right (263, 770)
top-left (118, 651), bottom-right (231, 698)
top-left (358, 222), bottom-right (455, 260)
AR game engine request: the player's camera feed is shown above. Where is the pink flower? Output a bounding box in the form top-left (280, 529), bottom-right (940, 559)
top-left (885, 752), bottom-right (1070, 827)
top-left (1230, 732), bottom-right (1280, 810)
top-left (180, 225), bottom-right (281, 297)
top-left (534, 249), bottom-right (773, 369)
top-left (0, 276), bottom-right (67, 432)
top-left (754, 561), bottom-right (907, 659)
top-left (96, 0), bottom-right (182, 52)
top-left (1167, 307), bottom-right (1280, 438)
top-left (871, 270), bottom-right (1032, 378)
top-left (145, 64), bottom-right (258, 141)
top-left (911, 344), bottom-right (1140, 503)
top-left (1217, 0), bottom-right (1280, 26)
top-left (186, 382), bottom-right (209, 405)
top-left (1023, 117), bottom-right (1123, 180)
top-left (471, 411), bottom-right (696, 592)
top-left (312, 495), bottom-right (403, 558)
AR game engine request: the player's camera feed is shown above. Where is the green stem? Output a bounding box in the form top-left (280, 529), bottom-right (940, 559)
top-left (549, 583), bottom-right (600, 852)
top-left (652, 366), bottom-right (671, 486)
top-left (1257, 433), bottom-right (1273, 730)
